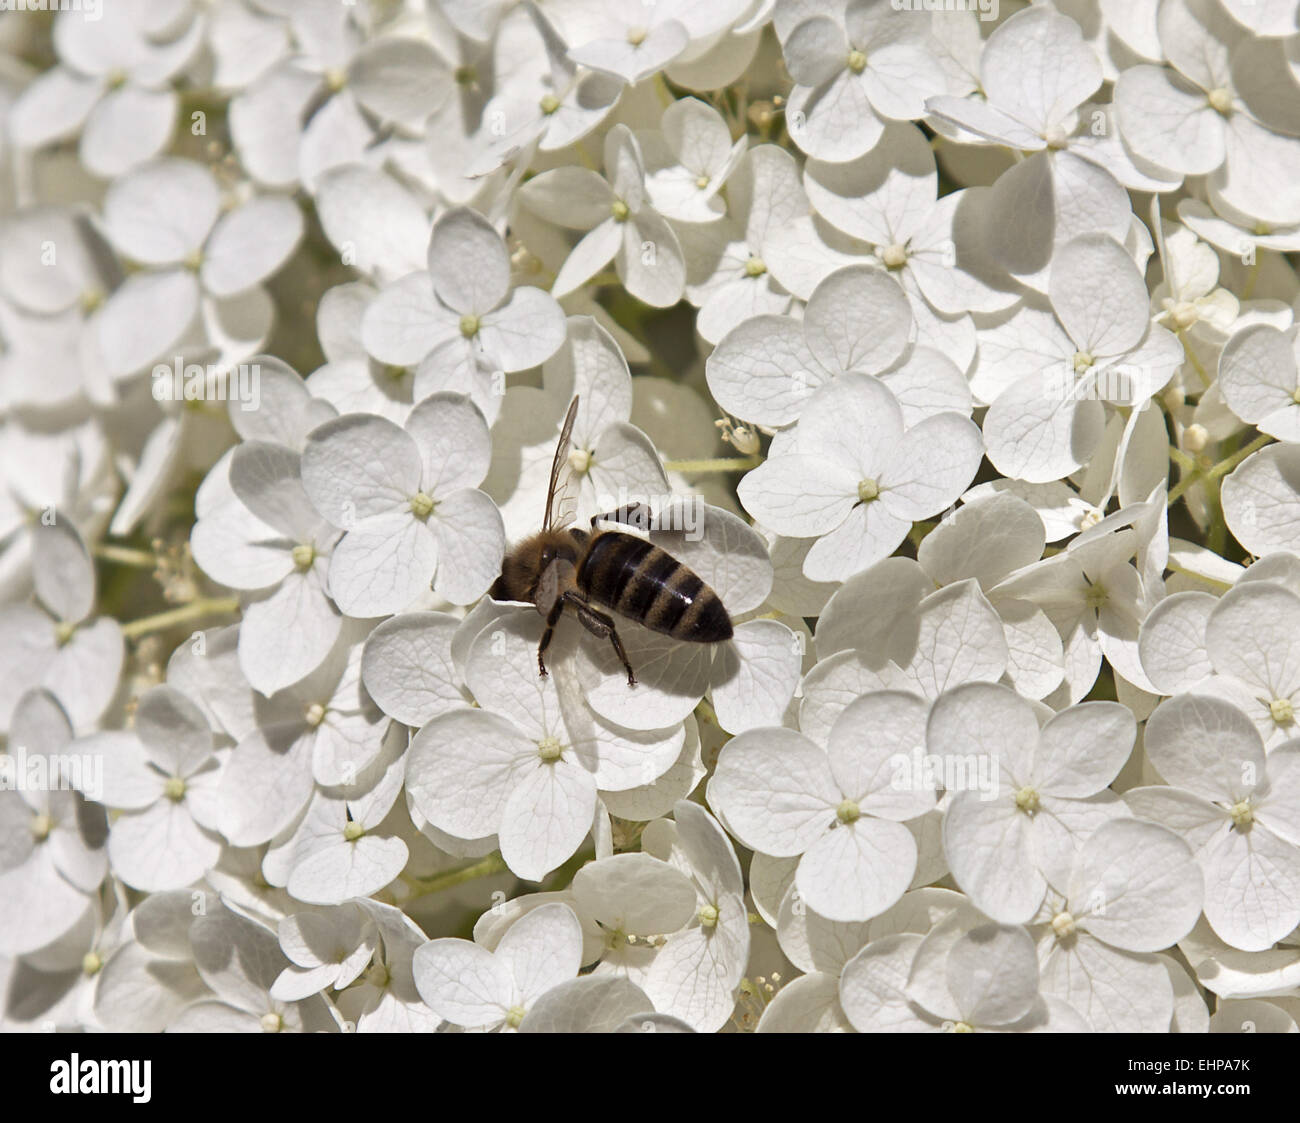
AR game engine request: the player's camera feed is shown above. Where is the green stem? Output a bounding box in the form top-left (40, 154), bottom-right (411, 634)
top-left (1167, 445), bottom-right (1196, 473)
top-left (663, 455), bottom-right (761, 473)
top-left (1205, 433), bottom-right (1272, 481)
top-left (403, 853), bottom-right (509, 898)
top-left (93, 544), bottom-right (156, 568)
top-left (1181, 334), bottom-right (1213, 391)
top-left (119, 597), bottom-right (240, 640)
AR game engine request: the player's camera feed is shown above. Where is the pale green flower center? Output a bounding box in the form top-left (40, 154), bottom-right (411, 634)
top-left (847, 49), bottom-right (867, 73)
top-left (261, 1012), bottom-right (284, 1033)
top-left (568, 447), bottom-right (592, 474)
top-left (1228, 799), bottom-right (1254, 828)
top-left (106, 69), bottom-right (127, 90)
top-left (836, 798), bottom-right (860, 824)
top-left (80, 287), bottom-right (104, 314)
top-left (365, 962), bottom-right (390, 988)
top-left (410, 491), bottom-right (435, 519)
top-left (1084, 582), bottom-right (1108, 610)
top-left (1271, 697), bottom-right (1295, 725)
top-left (54, 620), bottom-right (76, 647)
top-left (164, 777), bottom-right (186, 801)
top-left (1253, 221), bottom-right (1272, 236)
top-left (292, 543), bottom-right (315, 571)
top-left (1167, 299), bottom-right (1199, 330)
top-left (324, 68), bottom-right (347, 93)
top-left (539, 93), bottom-right (560, 115)
top-left (1072, 351), bottom-right (1094, 374)
top-left (1043, 125), bottom-right (1069, 150)
top-left (31, 812), bottom-right (53, 840)
top-left (857, 477), bottom-right (880, 503)
top-left (385, 363), bottom-right (408, 382)
top-left (952, 1021), bottom-right (975, 1033)
top-left (459, 314), bottom-right (481, 338)
top-left (82, 951), bottom-right (102, 976)
top-left (1014, 786), bottom-right (1041, 815)
top-left (343, 820), bottom-right (365, 842)
top-left (183, 248), bottom-right (203, 273)
top-left (626, 26), bottom-right (647, 46)
top-left (696, 174), bottom-right (711, 189)
top-left (611, 199), bottom-right (630, 222)
top-left (698, 903), bottom-right (720, 928)
top-left (1051, 911), bottom-right (1076, 939)
top-left (538, 735), bottom-right (563, 762)
top-left (505, 1005), bottom-right (527, 1028)
top-left (455, 65), bottom-right (477, 86)
top-left (744, 256), bottom-right (767, 278)
top-left (305, 702), bottom-right (327, 728)
top-left (1207, 87), bottom-right (1232, 115)
top-left (880, 244), bottom-right (908, 269)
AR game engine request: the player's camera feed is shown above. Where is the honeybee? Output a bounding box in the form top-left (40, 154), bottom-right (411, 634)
top-left (490, 395), bottom-right (733, 686)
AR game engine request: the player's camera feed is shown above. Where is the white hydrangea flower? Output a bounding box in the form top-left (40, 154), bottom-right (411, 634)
top-left (738, 374), bottom-right (982, 581)
top-left (1128, 693), bottom-right (1300, 952)
top-left (412, 901), bottom-right (584, 1031)
top-left (517, 124), bottom-right (687, 307)
top-left (300, 391), bottom-right (505, 616)
top-left (928, 682), bottom-right (1135, 922)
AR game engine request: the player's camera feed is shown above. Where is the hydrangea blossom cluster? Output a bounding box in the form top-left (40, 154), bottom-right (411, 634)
top-left (3, 0), bottom-right (1300, 1036)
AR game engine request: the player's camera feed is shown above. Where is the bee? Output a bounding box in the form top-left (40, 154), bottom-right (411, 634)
top-left (490, 395), bottom-right (733, 686)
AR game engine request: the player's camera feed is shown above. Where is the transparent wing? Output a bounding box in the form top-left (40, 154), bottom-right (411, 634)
top-left (544, 395), bottom-right (581, 531)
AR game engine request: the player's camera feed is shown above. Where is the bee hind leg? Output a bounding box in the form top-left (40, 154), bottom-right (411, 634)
top-left (569, 598), bottom-right (637, 687)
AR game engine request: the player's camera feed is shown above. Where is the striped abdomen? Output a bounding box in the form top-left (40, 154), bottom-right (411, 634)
top-left (576, 531), bottom-right (733, 643)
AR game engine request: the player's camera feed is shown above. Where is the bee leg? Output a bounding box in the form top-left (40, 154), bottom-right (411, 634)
top-left (570, 599), bottom-right (637, 687)
top-left (590, 501), bottom-right (651, 533)
top-left (537, 598), bottom-right (567, 678)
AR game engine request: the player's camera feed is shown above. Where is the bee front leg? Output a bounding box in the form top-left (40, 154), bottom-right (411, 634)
top-left (537, 598), bottom-right (566, 678)
top-left (569, 597), bottom-right (637, 687)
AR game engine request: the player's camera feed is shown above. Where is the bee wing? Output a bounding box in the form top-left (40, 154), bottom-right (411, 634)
top-left (544, 395), bottom-right (582, 531)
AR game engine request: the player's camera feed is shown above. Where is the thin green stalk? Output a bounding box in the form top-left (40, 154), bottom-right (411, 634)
top-left (664, 455), bottom-right (761, 473)
top-left (93, 544), bottom-right (157, 568)
top-left (120, 597), bottom-right (240, 640)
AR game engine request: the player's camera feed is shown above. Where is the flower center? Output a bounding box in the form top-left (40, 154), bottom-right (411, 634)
top-left (836, 798), bottom-right (860, 824)
top-left (1228, 799), bottom-right (1254, 829)
top-left (343, 820), bottom-right (365, 842)
top-left (1271, 697), bottom-right (1295, 725)
top-left (695, 174), bottom-right (710, 189)
top-left (1051, 911), bottom-right (1076, 939)
top-left (1292, 387), bottom-right (1300, 406)
top-left (568, 447), bottom-right (592, 474)
top-left (164, 776), bottom-right (186, 801)
top-left (505, 1005), bottom-right (527, 1028)
top-left (30, 812), bottom-right (53, 841)
top-left (880, 244), bottom-right (908, 269)
top-left (384, 364), bottom-right (408, 382)
top-left (54, 620), bottom-right (76, 647)
top-left (365, 962), bottom-right (390, 988)
top-left (292, 543), bottom-right (316, 571)
top-left (1078, 507), bottom-right (1103, 530)
top-left (1253, 221), bottom-right (1272, 236)
top-left (744, 256), bottom-right (767, 278)
top-left (305, 701), bottom-right (327, 728)
top-left (454, 65), bottom-right (477, 86)
top-left (80, 287), bottom-right (104, 314)
top-left (626, 25), bottom-right (647, 45)
top-left (1207, 87), bottom-right (1233, 115)
top-left (698, 903), bottom-right (719, 929)
top-left (261, 1012), bottom-right (284, 1033)
top-left (82, 952), bottom-right (102, 976)
top-left (183, 248), bottom-right (203, 273)
top-left (847, 49), bottom-right (867, 73)
top-left (1014, 786), bottom-right (1041, 815)
top-left (1072, 351), bottom-right (1094, 374)
top-left (1168, 299), bottom-right (1199, 330)
top-left (538, 735), bottom-right (563, 762)
top-left (857, 477), bottom-right (879, 503)
top-left (459, 314), bottom-right (480, 338)
top-left (539, 93), bottom-right (560, 115)
top-left (106, 69), bottom-right (127, 90)
top-left (952, 1021), bottom-right (975, 1033)
top-left (1084, 582), bottom-right (1108, 610)
top-left (1044, 124), bottom-right (1070, 149)
top-left (611, 199), bottom-right (630, 222)
top-left (409, 491), bottom-right (435, 519)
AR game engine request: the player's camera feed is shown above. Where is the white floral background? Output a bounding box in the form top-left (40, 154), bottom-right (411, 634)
top-left (1, 0), bottom-right (1299, 1034)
